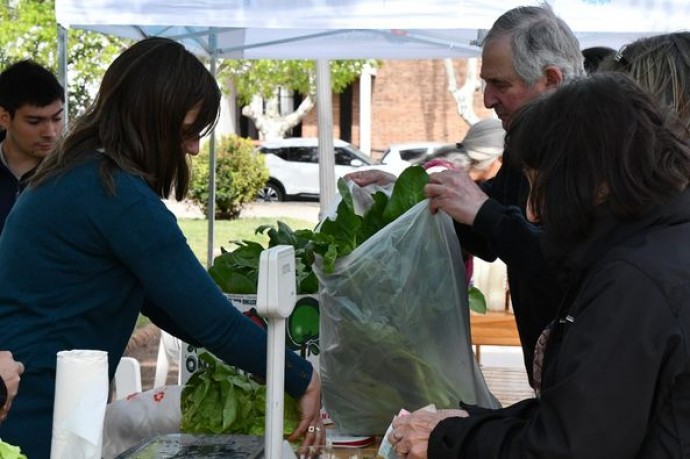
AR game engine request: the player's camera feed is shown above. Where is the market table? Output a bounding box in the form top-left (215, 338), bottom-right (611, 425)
top-left (115, 433), bottom-right (382, 459)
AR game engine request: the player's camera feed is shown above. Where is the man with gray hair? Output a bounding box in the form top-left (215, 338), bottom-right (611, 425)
top-left (425, 5), bottom-right (585, 385)
top-left (349, 5), bottom-right (585, 385)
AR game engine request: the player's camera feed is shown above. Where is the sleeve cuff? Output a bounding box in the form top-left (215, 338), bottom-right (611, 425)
top-left (284, 350), bottom-right (314, 399)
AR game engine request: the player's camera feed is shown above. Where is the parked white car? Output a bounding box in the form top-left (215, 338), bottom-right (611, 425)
top-left (257, 137), bottom-right (395, 202)
top-left (379, 142), bottom-right (445, 175)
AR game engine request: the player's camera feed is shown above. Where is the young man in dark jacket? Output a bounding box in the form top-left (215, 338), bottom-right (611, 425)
top-left (0, 60), bottom-right (62, 428)
top-left (0, 59), bottom-right (64, 234)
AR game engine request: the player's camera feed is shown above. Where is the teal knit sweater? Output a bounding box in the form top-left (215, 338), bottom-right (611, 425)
top-left (0, 155), bottom-right (312, 458)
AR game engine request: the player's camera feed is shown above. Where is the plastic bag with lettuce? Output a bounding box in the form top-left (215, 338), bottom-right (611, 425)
top-left (311, 166), bottom-right (500, 435)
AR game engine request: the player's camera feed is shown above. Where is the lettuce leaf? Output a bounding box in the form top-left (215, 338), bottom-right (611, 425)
top-left (310, 165), bottom-right (429, 273)
top-left (180, 352), bottom-right (299, 436)
top-left (0, 440), bottom-right (27, 459)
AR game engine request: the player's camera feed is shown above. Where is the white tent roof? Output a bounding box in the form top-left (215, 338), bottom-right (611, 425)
top-left (55, 0), bottom-right (690, 59)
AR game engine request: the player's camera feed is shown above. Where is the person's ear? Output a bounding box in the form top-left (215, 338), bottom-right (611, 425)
top-left (0, 107), bottom-right (10, 130)
top-left (543, 66), bottom-right (564, 89)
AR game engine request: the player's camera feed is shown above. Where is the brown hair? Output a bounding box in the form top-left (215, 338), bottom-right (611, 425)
top-left (31, 37), bottom-right (220, 200)
top-left (600, 32), bottom-right (690, 132)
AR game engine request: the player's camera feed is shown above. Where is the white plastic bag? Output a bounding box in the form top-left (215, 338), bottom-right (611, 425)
top-left (314, 200), bottom-right (499, 435)
top-left (102, 385), bottom-right (182, 458)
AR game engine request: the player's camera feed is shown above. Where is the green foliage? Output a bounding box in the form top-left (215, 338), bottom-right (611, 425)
top-left (181, 352), bottom-right (299, 435)
top-left (189, 135), bottom-right (269, 220)
top-left (209, 221), bottom-right (318, 295)
top-left (177, 217), bottom-right (314, 267)
top-left (307, 166), bottom-right (487, 314)
top-left (468, 285), bottom-right (487, 314)
top-left (0, 439), bottom-right (26, 459)
top-left (0, 0), bottom-right (128, 117)
top-left (310, 166), bottom-right (430, 273)
top-left (219, 59), bottom-right (378, 105)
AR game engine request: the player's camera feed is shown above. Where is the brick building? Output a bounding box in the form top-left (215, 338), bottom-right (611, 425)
top-left (306, 59), bottom-right (494, 158)
top-left (238, 59), bottom-right (494, 160)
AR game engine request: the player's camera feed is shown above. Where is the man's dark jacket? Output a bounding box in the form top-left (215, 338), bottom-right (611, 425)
top-left (455, 149), bottom-right (564, 384)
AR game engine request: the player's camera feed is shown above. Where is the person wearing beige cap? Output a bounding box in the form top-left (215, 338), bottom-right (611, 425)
top-left (422, 118), bottom-right (505, 183)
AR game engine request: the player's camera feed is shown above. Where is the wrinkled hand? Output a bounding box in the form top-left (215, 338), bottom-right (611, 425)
top-left (290, 370), bottom-right (325, 450)
top-left (388, 408), bottom-right (468, 459)
top-left (424, 170), bottom-right (489, 225)
top-left (0, 351), bottom-right (24, 422)
top-left (345, 170), bottom-right (397, 187)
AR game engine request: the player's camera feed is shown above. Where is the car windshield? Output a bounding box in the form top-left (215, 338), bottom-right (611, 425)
top-left (341, 143), bottom-right (374, 165)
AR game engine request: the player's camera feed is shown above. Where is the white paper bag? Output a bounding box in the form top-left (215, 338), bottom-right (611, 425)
top-left (51, 350), bottom-right (109, 459)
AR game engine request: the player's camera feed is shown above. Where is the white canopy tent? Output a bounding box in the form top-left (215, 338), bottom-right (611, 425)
top-left (55, 0), bottom-right (690, 57)
top-left (54, 0), bottom-right (690, 264)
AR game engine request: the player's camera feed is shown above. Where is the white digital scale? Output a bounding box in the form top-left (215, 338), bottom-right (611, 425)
top-left (256, 245), bottom-right (298, 459)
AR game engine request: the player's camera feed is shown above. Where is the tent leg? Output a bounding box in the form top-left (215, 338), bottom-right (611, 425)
top-left (316, 59), bottom-right (335, 219)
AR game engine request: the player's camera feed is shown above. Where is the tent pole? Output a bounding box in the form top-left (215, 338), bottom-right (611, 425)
top-left (359, 63), bottom-right (374, 156)
top-left (57, 25), bottom-right (69, 125)
top-left (316, 59), bottom-right (335, 219)
top-left (206, 30), bottom-right (218, 268)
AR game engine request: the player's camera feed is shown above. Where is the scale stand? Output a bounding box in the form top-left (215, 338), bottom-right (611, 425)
top-left (257, 245), bottom-right (298, 459)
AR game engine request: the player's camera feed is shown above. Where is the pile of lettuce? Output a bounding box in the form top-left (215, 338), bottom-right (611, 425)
top-left (181, 353), bottom-right (300, 436)
top-left (209, 223), bottom-right (318, 295)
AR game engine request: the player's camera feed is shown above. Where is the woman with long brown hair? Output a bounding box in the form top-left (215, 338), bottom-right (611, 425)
top-left (0, 37), bottom-right (322, 458)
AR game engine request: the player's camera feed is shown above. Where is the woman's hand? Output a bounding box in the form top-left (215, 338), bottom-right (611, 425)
top-left (388, 408), bottom-right (468, 459)
top-left (288, 370), bottom-right (324, 448)
top-left (0, 351), bottom-right (24, 422)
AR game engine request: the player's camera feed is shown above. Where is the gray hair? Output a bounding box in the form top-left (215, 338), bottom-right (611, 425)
top-left (483, 5), bottom-right (585, 86)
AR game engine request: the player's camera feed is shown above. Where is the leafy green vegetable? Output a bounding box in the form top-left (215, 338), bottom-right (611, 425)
top-left (209, 222), bottom-right (318, 295)
top-left (468, 285), bottom-right (487, 314)
top-left (208, 241), bottom-right (264, 294)
top-left (0, 440), bottom-right (27, 459)
top-left (181, 352), bottom-right (300, 436)
top-left (310, 165), bottom-right (429, 273)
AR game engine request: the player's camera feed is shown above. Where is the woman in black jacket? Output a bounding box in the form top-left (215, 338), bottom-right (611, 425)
top-left (394, 73), bottom-right (690, 458)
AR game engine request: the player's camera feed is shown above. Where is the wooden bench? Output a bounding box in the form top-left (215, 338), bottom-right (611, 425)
top-left (469, 287), bottom-right (521, 363)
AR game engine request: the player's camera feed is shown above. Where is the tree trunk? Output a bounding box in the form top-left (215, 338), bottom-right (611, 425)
top-left (445, 58), bottom-right (481, 125)
top-left (241, 91), bottom-right (315, 141)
